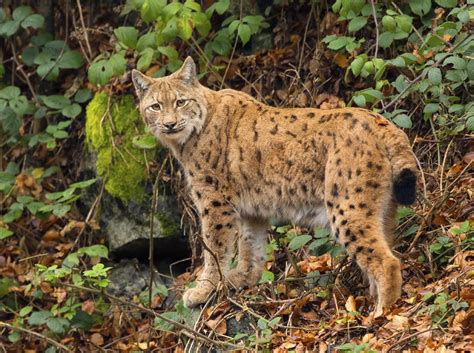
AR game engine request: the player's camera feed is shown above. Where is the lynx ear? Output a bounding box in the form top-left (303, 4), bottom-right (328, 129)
top-left (131, 69), bottom-right (154, 99)
top-left (174, 56), bottom-right (197, 85)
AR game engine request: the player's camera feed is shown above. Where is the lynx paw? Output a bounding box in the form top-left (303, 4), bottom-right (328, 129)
top-left (182, 287), bottom-right (213, 308)
top-left (226, 268), bottom-right (259, 289)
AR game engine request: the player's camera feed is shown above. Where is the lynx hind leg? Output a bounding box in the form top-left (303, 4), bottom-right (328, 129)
top-left (324, 159), bottom-right (402, 316)
top-left (226, 218), bottom-right (268, 289)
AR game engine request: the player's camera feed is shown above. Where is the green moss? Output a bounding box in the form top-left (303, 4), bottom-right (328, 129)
top-left (85, 92), bottom-right (151, 202)
top-left (155, 211), bottom-right (180, 238)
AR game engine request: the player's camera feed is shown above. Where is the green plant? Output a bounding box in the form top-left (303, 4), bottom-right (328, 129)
top-left (326, 0), bottom-right (473, 134)
top-left (336, 342), bottom-right (377, 353)
top-left (419, 291), bottom-right (468, 326)
top-left (87, 0), bottom-right (268, 86)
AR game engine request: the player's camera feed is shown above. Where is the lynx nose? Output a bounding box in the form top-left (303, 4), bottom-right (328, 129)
top-left (163, 121), bottom-right (177, 130)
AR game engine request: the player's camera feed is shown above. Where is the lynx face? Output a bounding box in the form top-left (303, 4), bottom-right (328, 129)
top-left (132, 58), bottom-right (208, 145)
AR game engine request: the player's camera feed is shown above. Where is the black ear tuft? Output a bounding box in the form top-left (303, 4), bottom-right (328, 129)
top-left (131, 69), bottom-right (154, 98)
top-left (393, 168), bottom-right (417, 205)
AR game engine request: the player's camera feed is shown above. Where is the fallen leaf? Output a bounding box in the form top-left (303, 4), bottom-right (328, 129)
top-left (334, 53), bottom-right (349, 68)
top-left (205, 316), bottom-right (227, 336)
top-left (90, 333), bottom-right (104, 346)
top-left (82, 300), bottom-right (95, 315)
top-left (463, 151), bottom-right (474, 165)
top-left (345, 295), bottom-right (357, 313)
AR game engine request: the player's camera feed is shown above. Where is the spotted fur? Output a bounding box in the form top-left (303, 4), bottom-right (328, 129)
top-left (132, 57), bottom-right (417, 316)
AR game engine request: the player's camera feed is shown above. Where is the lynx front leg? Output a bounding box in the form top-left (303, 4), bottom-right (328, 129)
top-left (226, 217), bottom-right (268, 289)
top-left (183, 197), bottom-right (237, 308)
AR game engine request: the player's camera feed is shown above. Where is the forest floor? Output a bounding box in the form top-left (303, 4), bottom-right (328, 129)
top-left (1, 2), bottom-right (473, 352)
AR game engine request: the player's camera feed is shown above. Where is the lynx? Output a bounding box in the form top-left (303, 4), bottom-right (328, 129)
top-left (132, 57), bottom-right (417, 316)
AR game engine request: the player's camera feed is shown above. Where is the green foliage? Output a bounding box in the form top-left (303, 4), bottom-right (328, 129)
top-left (337, 342), bottom-right (377, 353)
top-left (87, 0), bottom-right (268, 85)
top-left (85, 92), bottom-right (154, 201)
top-left (327, 0), bottom-right (473, 133)
top-left (419, 292), bottom-right (468, 326)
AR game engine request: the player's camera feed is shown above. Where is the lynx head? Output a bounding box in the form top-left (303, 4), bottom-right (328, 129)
top-left (132, 57), bottom-right (208, 145)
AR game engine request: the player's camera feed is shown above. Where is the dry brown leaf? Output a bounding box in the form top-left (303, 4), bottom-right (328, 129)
top-left (82, 300), bottom-right (95, 315)
top-left (90, 333), bottom-right (104, 346)
top-left (345, 295), bottom-right (357, 313)
top-left (205, 316), bottom-right (227, 336)
top-left (334, 53), bottom-right (349, 68)
top-left (52, 287), bottom-right (67, 303)
top-left (42, 230), bottom-right (62, 242)
top-left (463, 151), bottom-right (474, 165)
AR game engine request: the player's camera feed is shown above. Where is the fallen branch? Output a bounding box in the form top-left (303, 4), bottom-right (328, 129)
top-left (59, 283), bottom-right (245, 350)
top-left (0, 321), bottom-right (73, 353)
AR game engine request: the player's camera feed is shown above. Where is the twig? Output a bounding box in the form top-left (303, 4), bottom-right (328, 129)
top-left (370, 0), bottom-right (379, 58)
top-left (75, 0), bottom-right (93, 60)
top-left (40, 0), bottom-right (69, 81)
top-left (0, 321), bottom-right (73, 352)
top-left (220, 0), bottom-right (243, 89)
top-left (10, 43), bottom-right (39, 104)
top-left (439, 138), bottom-right (454, 192)
top-left (387, 328), bottom-right (434, 352)
top-left (59, 283), bottom-right (245, 350)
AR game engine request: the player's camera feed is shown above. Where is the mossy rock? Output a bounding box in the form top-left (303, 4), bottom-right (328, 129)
top-left (83, 92), bottom-right (187, 257)
top-left (85, 92), bottom-right (152, 202)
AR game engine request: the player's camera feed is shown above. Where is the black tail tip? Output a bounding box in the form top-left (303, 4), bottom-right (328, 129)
top-left (394, 168), bottom-right (417, 205)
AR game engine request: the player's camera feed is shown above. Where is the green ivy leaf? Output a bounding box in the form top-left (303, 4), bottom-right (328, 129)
top-left (154, 311), bottom-right (180, 332)
top-left (427, 67), bottom-right (442, 85)
top-left (434, 0), bottom-right (457, 8)
top-left (0, 86), bottom-right (21, 100)
top-left (289, 234), bottom-right (313, 251)
top-left (69, 178), bottom-right (96, 189)
top-left (378, 31), bottom-right (395, 48)
top-left (114, 26), bottom-right (139, 49)
top-left (353, 95), bottom-right (366, 107)
top-left (140, 0), bottom-right (166, 23)
top-left (46, 317), bottom-right (69, 334)
top-left (392, 114), bottom-right (413, 128)
top-left (109, 52), bottom-right (127, 76)
top-left (238, 23), bottom-right (251, 45)
top-left (58, 51), bottom-right (84, 69)
top-left (409, 0), bottom-right (431, 16)
top-left (327, 37), bottom-right (348, 50)
top-left (28, 311), bottom-right (53, 325)
top-left (12, 6), bottom-right (33, 22)
top-left (20, 305), bottom-right (34, 317)
top-left (424, 103), bottom-right (440, 115)
top-left (0, 20), bottom-right (20, 37)
top-left (193, 12), bottom-right (211, 37)
top-left (137, 48), bottom-right (154, 72)
top-left (41, 95), bottom-right (70, 109)
top-left (88, 60), bottom-right (114, 86)
top-left (163, 2), bottom-right (182, 18)
top-left (21, 14), bottom-right (44, 29)
top-left (0, 227), bottom-right (13, 239)
top-left (78, 245), bottom-right (109, 258)
top-left (348, 16), bottom-right (367, 32)
top-left (177, 16), bottom-right (193, 40)
top-left (74, 89), bottom-right (92, 103)
top-left (62, 103), bottom-right (82, 118)
top-left (136, 32), bottom-right (157, 52)
top-left (259, 270), bottom-right (274, 283)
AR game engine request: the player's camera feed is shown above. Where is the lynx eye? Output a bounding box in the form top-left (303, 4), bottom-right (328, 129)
top-left (149, 103), bottom-right (162, 112)
top-left (176, 99), bottom-right (187, 107)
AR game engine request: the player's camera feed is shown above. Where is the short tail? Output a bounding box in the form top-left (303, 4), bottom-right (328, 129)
top-left (393, 168), bottom-right (417, 205)
top-left (386, 129), bottom-right (418, 205)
